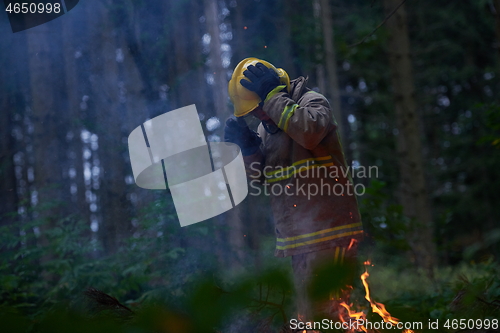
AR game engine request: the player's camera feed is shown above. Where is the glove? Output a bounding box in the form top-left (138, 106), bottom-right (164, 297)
top-left (224, 118), bottom-right (262, 156)
top-left (240, 62), bottom-right (281, 102)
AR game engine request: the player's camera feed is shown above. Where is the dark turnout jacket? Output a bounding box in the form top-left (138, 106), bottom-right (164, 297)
top-left (244, 77), bottom-right (363, 257)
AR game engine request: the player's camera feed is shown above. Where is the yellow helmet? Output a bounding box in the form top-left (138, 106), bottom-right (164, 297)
top-left (228, 58), bottom-right (290, 117)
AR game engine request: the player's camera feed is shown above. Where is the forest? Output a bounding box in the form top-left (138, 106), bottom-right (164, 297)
top-left (0, 0), bottom-right (499, 332)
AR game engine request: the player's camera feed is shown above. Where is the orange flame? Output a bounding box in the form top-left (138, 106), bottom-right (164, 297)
top-left (340, 303), bottom-right (365, 322)
top-left (361, 271), bottom-right (399, 325)
top-left (339, 302), bottom-right (367, 333)
top-left (334, 260), bottom-right (415, 333)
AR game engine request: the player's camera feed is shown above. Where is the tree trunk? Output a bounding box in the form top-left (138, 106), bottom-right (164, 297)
top-left (494, 0), bottom-right (500, 66)
top-left (313, 0), bottom-right (327, 107)
top-left (204, 0), bottom-right (246, 266)
top-left (383, 0), bottom-right (437, 277)
top-left (319, 0), bottom-right (345, 145)
top-left (26, 22), bottom-right (66, 213)
top-left (0, 32), bottom-right (18, 226)
top-left (118, 0), bottom-right (155, 219)
top-left (230, 0), bottom-right (248, 67)
top-left (170, 1), bottom-right (198, 108)
top-left (0, 97), bottom-right (17, 229)
top-left (61, 6), bottom-right (90, 227)
top-left (275, 0), bottom-right (295, 78)
top-left (26, 20), bottom-right (67, 280)
top-left (204, 0), bottom-right (229, 117)
top-left (188, 0), bottom-right (209, 114)
top-left (86, 0), bottom-right (129, 254)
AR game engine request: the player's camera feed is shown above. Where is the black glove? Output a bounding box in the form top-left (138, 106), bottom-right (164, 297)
top-left (240, 62), bottom-right (281, 102)
top-left (224, 118), bottom-right (261, 156)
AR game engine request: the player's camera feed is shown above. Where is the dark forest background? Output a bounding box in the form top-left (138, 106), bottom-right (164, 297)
top-left (0, 0), bottom-right (499, 332)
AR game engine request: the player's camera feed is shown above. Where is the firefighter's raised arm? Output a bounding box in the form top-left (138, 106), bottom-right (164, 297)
top-left (237, 61), bottom-right (335, 150)
top-left (262, 89), bottom-right (335, 150)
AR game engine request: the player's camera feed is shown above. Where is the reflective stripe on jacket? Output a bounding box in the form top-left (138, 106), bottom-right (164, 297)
top-left (244, 77), bottom-right (363, 257)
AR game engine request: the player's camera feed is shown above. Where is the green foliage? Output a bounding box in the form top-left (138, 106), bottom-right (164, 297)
top-left (359, 180), bottom-right (410, 253)
top-left (0, 197), bottom-right (205, 317)
top-left (340, 254), bottom-right (500, 333)
top-left (333, 0), bottom-right (500, 264)
top-left (476, 102), bottom-right (500, 148)
top-left (0, 198), bottom-right (296, 332)
top-left (1, 203), bottom-right (499, 333)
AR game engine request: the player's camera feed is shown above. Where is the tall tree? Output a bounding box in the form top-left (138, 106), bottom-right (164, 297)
top-left (189, 1), bottom-right (209, 115)
top-left (382, 0), bottom-right (437, 276)
top-left (26, 19), bottom-right (68, 280)
top-left (204, 0), bottom-right (229, 117)
top-left (313, 0), bottom-right (326, 94)
top-left (0, 31), bottom-right (18, 226)
top-left (495, 0), bottom-right (500, 65)
top-left (26, 22), bottom-right (65, 208)
top-left (205, 0), bottom-right (249, 265)
top-left (319, 0), bottom-right (345, 145)
top-left (61, 7), bottom-right (91, 226)
top-left (167, 0), bottom-right (206, 111)
top-left (0, 95), bottom-right (17, 223)
top-left (86, 0), bottom-right (129, 254)
top-left (230, 1), bottom-right (248, 65)
top-left (274, 0), bottom-right (295, 77)
top-left (115, 0), bottom-right (156, 219)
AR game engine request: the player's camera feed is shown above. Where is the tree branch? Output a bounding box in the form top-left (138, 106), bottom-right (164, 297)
top-left (348, 0), bottom-right (408, 48)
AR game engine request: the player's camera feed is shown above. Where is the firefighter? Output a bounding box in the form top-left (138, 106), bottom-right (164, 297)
top-left (224, 58), bottom-right (363, 324)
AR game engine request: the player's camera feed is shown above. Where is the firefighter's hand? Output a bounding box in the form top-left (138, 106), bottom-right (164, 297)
top-left (240, 62), bottom-right (281, 102)
top-left (224, 118), bottom-right (261, 156)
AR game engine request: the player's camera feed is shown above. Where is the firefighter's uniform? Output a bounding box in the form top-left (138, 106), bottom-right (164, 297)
top-left (244, 76), bottom-right (363, 258)
top-left (226, 58), bottom-right (363, 324)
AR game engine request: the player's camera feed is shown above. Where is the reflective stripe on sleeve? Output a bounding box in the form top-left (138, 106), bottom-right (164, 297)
top-left (264, 85), bottom-right (287, 103)
top-left (276, 222), bottom-right (363, 250)
top-left (277, 103), bottom-right (299, 132)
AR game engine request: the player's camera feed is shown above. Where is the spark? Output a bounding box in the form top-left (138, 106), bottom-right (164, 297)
top-left (347, 238), bottom-right (357, 251)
